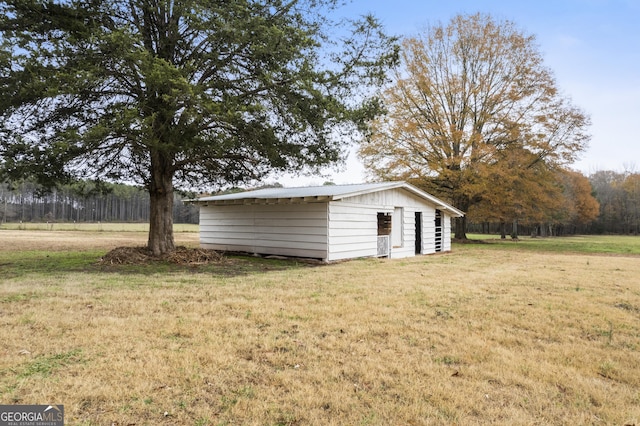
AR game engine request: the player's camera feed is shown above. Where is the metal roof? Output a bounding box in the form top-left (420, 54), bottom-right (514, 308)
top-left (189, 181), bottom-right (465, 217)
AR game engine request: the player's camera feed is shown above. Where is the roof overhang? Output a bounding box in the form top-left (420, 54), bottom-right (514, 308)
top-left (191, 195), bottom-right (333, 206)
top-left (185, 181), bottom-right (465, 217)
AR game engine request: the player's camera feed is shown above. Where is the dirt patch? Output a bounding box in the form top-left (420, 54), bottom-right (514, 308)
top-left (100, 246), bottom-right (223, 265)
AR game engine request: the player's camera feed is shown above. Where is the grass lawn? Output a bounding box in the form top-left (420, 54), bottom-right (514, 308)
top-left (466, 233), bottom-right (640, 255)
top-left (0, 228), bottom-right (639, 425)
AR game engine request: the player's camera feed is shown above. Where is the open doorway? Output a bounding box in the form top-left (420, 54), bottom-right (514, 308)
top-left (415, 211), bottom-right (422, 254)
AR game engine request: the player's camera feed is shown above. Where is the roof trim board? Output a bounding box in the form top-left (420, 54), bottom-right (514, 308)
top-left (187, 181), bottom-right (465, 217)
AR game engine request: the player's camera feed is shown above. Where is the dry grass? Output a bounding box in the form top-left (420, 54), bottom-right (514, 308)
top-left (0, 229), bottom-right (199, 252)
top-left (0, 222), bottom-right (199, 233)
top-left (1, 230), bottom-right (639, 425)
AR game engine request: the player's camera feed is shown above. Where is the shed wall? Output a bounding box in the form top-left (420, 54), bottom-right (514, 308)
top-left (443, 213), bottom-right (453, 251)
top-left (327, 202), bottom-right (379, 261)
top-left (421, 209), bottom-right (436, 254)
top-left (330, 188), bottom-right (449, 260)
top-left (199, 203), bottom-right (328, 259)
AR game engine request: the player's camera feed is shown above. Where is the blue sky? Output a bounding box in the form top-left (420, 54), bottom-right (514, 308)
top-left (279, 0), bottom-right (640, 185)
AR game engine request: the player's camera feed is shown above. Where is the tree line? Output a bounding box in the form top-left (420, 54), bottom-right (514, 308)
top-left (588, 170), bottom-right (640, 234)
top-left (2, 170), bottom-right (638, 236)
top-left (0, 180), bottom-right (198, 224)
top-left (462, 170), bottom-right (639, 237)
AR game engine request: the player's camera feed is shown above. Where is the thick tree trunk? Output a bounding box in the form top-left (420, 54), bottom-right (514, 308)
top-left (453, 195), bottom-right (469, 240)
top-left (454, 215), bottom-right (467, 240)
top-left (148, 150), bottom-right (175, 256)
top-left (511, 218), bottom-right (519, 239)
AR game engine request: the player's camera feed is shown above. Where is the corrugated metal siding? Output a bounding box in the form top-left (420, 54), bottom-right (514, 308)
top-left (349, 189), bottom-right (418, 259)
top-left (327, 188), bottom-right (449, 260)
top-left (327, 202), bottom-right (379, 261)
top-left (443, 213), bottom-right (453, 252)
top-left (341, 189), bottom-right (426, 209)
top-left (422, 209), bottom-right (436, 254)
top-left (389, 207), bottom-right (416, 259)
top-left (199, 203), bottom-right (328, 259)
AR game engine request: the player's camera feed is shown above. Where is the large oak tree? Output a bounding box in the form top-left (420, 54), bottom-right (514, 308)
top-left (0, 0), bottom-right (397, 254)
top-left (359, 13), bottom-right (590, 238)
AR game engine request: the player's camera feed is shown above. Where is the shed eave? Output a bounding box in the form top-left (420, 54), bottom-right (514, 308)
top-left (184, 181), bottom-right (465, 216)
top-left (401, 184), bottom-right (465, 217)
top-left (330, 182), bottom-right (465, 217)
top-left (189, 196), bottom-right (334, 206)
top-left (329, 181), bottom-right (406, 201)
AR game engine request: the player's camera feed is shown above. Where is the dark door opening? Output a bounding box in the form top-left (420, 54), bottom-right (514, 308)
top-left (415, 212), bottom-right (422, 254)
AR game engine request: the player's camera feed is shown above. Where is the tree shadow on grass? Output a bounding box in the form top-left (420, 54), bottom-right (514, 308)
top-left (0, 247), bottom-right (321, 279)
top-left (97, 247), bottom-right (323, 277)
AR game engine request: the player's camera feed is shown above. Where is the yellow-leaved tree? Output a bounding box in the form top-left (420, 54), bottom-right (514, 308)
top-left (359, 13), bottom-right (591, 239)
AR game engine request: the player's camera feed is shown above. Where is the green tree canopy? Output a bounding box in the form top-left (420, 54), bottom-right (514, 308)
top-left (0, 0), bottom-right (398, 254)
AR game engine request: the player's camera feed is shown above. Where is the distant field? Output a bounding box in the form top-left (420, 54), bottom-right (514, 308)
top-left (466, 233), bottom-right (640, 255)
top-left (0, 221), bottom-right (198, 233)
top-left (0, 231), bottom-right (639, 425)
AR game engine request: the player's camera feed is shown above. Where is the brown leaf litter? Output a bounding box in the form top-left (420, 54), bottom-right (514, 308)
top-left (100, 246), bottom-right (223, 265)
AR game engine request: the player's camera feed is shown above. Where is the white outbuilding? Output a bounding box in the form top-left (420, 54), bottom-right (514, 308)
top-left (189, 181), bottom-right (464, 262)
